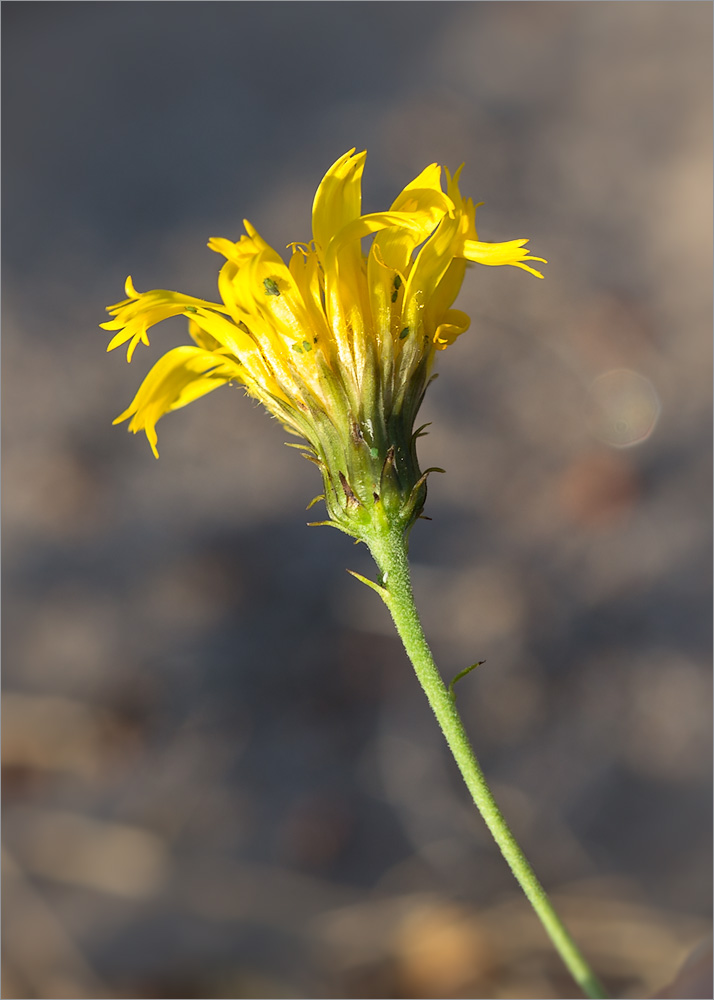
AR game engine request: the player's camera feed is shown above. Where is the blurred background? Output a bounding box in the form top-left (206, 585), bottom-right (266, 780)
top-left (2, 3), bottom-right (711, 998)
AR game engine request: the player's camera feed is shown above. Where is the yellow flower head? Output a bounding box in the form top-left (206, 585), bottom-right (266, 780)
top-left (103, 150), bottom-right (545, 539)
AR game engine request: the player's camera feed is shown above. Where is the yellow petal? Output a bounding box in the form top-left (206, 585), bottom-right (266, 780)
top-left (113, 346), bottom-right (243, 458)
top-left (403, 211), bottom-right (462, 325)
top-left (188, 318), bottom-right (221, 353)
top-left (326, 211), bottom-right (425, 262)
top-left (102, 280), bottom-right (228, 361)
top-left (312, 149), bottom-right (366, 253)
top-left (188, 309), bottom-right (288, 401)
top-left (189, 309), bottom-right (256, 357)
top-left (424, 257), bottom-right (467, 330)
top-left (208, 224), bottom-right (271, 268)
top-left (433, 309), bottom-right (471, 349)
top-left (366, 169), bottom-right (455, 340)
top-left (462, 238), bottom-right (547, 277)
top-left (241, 252), bottom-right (316, 344)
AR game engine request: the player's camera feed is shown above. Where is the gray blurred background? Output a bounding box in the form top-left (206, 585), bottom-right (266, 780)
top-left (2, 3), bottom-right (711, 998)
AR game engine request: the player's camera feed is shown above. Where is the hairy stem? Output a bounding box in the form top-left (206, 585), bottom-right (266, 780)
top-left (364, 526), bottom-right (608, 1000)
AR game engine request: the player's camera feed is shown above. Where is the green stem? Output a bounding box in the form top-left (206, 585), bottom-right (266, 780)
top-left (365, 525), bottom-right (608, 1000)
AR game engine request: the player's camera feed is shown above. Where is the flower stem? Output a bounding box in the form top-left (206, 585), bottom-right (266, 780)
top-left (364, 525), bottom-right (608, 1000)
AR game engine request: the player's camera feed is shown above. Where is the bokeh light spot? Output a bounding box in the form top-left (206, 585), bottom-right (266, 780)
top-left (586, 369), bottom-right (661, 448)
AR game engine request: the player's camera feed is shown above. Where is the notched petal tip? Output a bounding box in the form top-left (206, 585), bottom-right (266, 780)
top-left (513, 261), bottom-right (547, 279)
top-left (462, 236), bottom-right (547, 278)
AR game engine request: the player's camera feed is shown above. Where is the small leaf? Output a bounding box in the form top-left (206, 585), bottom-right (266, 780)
top-left (448, 661), bottom-right (486, 700)
top-left (346, 569), bottom-right (388, 601)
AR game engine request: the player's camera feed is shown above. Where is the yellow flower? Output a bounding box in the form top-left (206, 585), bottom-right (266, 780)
top-left (103, 150), bottom-right (545, 538)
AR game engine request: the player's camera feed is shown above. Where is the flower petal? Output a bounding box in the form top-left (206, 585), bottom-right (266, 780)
top-left (312, 149), bottom-right (366, 253)
top-left (462, 238), bottom-right (547, 277)
top-left (102, 280), bottom-right (228, 361)
top-left (113, 346), bottom-right (243, 458)
top-left (433, 309), bottom-right (471, 349)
